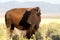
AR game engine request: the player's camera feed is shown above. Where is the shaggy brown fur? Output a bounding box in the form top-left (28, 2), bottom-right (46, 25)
top-left (5, 7), bottom-right (41, 39)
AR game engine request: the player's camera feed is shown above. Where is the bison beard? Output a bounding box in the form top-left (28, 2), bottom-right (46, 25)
top-left (19, 11), bottom-right (31, 30)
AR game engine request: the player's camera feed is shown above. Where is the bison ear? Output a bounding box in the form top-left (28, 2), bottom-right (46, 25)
top-left (34, 7), bottom-right (39, 12)
top-left (36, 7), bottom-right (41, 15)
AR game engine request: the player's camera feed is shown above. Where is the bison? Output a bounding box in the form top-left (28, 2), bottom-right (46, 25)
top-left (5, 7), bottom-right (41, 39)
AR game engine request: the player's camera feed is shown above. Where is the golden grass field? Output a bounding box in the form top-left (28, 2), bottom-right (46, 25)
top-left (0, 17), bottom-right (60, 40)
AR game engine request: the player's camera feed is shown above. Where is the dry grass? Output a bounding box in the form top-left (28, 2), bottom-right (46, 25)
top-left (0, 18), bottom-right (60, 40)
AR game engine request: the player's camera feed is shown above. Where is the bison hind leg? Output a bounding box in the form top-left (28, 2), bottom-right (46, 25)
top-left (11, 24), bottom-right (14, 30)
top-left (10, 24), bottom-right (15, 37)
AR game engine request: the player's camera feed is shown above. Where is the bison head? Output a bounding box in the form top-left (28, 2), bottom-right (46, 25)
top-left (26, 7), bottom-right (41, 39)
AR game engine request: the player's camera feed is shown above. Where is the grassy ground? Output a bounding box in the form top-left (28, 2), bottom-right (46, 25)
top-left (0, 18), bottom-right (60, 40)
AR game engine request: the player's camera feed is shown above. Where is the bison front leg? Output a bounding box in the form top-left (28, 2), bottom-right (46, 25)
top-left (26, 24), bottom-right (35, 39)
